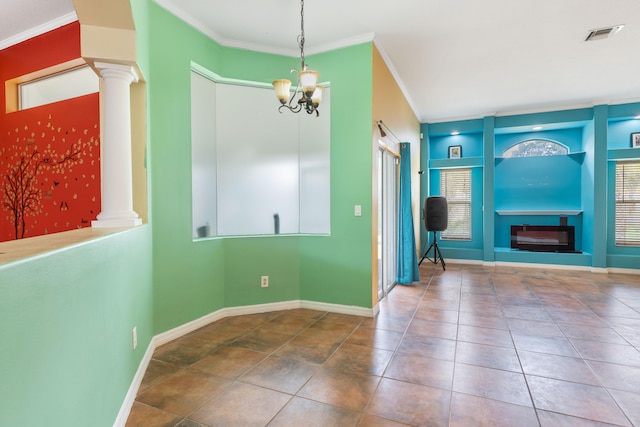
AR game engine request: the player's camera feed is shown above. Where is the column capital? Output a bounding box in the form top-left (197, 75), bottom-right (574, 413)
top-left (94, 61), bottom-right (138, 84)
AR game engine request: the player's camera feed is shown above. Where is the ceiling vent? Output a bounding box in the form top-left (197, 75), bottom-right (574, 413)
top-left (585, 25), bottom-right (624, 41)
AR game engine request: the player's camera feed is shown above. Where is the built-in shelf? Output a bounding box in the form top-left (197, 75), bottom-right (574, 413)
top-left (608, 147), bottom-right (640, 161)
top-left (429, 157), bottom-right (483, 169)
top-left (496, 210), bottom-right (582, 216)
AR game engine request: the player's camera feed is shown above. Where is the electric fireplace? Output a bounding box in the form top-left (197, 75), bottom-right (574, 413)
top-left (511, 225), bottom-right (575, 252)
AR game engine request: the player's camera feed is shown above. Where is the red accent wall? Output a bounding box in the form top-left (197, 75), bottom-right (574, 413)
top-left (0, 22), bottom-right (101, 241)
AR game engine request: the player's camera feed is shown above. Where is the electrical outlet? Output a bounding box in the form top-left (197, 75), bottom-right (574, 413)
top-left (261, 275), bottom-right (269, 288)
top-left (132, 327), bottom-right (138, 350)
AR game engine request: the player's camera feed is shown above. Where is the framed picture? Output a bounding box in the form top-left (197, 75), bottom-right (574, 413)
top-left (632, 132), bottom-right (640, 148)
top-left (448, 145), bottom-right (462, 159)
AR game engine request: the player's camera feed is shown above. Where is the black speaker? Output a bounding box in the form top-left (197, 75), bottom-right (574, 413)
top-left (424, 197), bottom-right (448, 232)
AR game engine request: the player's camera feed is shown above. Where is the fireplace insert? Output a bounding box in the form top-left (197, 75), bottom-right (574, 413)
top-left (511, 225), bottom-right (575, 252)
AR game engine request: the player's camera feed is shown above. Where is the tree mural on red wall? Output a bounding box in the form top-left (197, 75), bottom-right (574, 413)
top-left (0, 105), bottom-right (100, 241)
top-left (0, 22), bottom-right (100, 242)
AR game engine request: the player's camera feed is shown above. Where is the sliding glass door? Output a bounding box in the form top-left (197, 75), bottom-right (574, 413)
top-left (378, 148), bottom-right (399, 300)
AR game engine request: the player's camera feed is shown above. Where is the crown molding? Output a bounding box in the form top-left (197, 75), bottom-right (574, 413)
top-left (154, 0), bottom-right (376, 58)
top-left (373, 36), bottom-right (420, 122)
top-left (0, 11), bottom-right (77, 50)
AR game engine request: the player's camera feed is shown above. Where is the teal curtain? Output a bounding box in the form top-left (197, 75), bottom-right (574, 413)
top-left (396, 143), bottom-right (420, 284)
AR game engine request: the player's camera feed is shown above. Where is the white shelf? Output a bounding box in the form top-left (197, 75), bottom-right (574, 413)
top-left (496, 210), bottom-right (582, 216)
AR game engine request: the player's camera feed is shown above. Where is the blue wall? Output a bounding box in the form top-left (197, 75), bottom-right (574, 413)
top-left (422, 103), bottom-right (640, 268)
top-left (609, 118), bottom-right (640, 149)
top-left (423, 120), bottom-right (486, 260)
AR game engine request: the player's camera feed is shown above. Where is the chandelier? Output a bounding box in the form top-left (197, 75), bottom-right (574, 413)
top-left (272, 0), bottom-right (322, 116)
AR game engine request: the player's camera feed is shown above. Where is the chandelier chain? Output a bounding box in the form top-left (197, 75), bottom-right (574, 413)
top-left (298, 0), bottom-right (306, 70)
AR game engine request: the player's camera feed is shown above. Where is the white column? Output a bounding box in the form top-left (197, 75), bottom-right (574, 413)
top-left (92, 62), bottom-right (142, 228)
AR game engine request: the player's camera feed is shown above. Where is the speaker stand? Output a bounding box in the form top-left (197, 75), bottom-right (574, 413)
top-left (419, 231), bottom-right (446, 271)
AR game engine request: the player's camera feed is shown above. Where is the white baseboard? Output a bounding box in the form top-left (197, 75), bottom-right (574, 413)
top-left (448, 258), bottom-right (640, 276)
top-left (299, 300), bottom-right (375, 317)
top-left (113, 299), bottom-right (374, 426)
top-left (371, 303), bottom-right (380, 317)
top-left (112, 339), bottom-right (156, 427)
top-left (153, 300), bottom-right (299, 347)
top-left (444, 258), bottom-right (485, 266)
top-left (153, 300), bottom-right (374, 347)
top-left (608, 267), bottom-right (640, 275)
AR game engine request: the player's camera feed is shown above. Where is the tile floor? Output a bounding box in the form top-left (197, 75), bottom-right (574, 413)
top-left (126, 263), bottom-right (640, 426)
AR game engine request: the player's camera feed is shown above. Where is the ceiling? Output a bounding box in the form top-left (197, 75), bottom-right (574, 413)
top-left (3, 0), bottom-right (640, 123)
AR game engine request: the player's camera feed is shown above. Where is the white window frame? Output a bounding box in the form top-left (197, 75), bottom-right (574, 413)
top-left (18, 65), bottom-right (99, 110)
top-left (440, 168), bottom-right (471, 240)
top-left (615, 161), bottom-right (640, 246)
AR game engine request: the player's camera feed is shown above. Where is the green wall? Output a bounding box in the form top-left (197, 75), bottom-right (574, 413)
top-left (0, 2), bottom-right (376, 425)
top-left (143, 1), bottom-right (375, 334)
top-left (299, 44), bottom-right (374, 307)
top-left (0, 226), bottom-right (153, 426)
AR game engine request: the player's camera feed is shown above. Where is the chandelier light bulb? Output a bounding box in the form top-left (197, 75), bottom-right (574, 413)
top-left (311, 85), bottom-right (323, 106)
top-left (299, 69), bottom-right (319, 96)
top-left (272, 79), bottom-right (292, 104)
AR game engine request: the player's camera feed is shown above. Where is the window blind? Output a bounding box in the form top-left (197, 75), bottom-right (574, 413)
top-left (440, 168), bottom-right (471, 240)
top-left (615, 161), bottom-right (640, 246)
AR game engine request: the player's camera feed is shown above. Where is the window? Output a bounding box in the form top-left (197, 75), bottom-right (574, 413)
top-left (503, 139), bottom-right (568, 158)
top-left (440, 168), bottom-right (471, 240)
top-left (615, 161), bottom-right (640, 246)
top-left (19, 66), bottom-right (98, 110)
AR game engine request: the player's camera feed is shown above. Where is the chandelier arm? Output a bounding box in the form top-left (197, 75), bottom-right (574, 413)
top-left (287, 74), bottom-right (302, 109)
top-left (279, 102), bottom-right (303, 114)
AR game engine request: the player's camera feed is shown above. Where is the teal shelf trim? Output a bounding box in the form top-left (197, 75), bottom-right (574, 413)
top-left (494, 247), bottom-right (592, 267)
top-left (608, 103), bottom-right (640, 120)
top-left (494, 108), bottom-right (593, 130)
top-left (568, 152), bottom-right (586, 163)
top-left (608, 148), bottom-right (640, 161)
top-left (495, 210), bottom-right (582, 216)
top-left (429, 157), bottom-right (484, 169)
top-left (495, 151), bottom-right (585, 165)
top-left (427, 119), bottom-right (484, 136)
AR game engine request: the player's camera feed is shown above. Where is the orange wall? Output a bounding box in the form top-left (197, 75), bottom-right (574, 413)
top-left (0, 22), bottom-right (100, 241)
top-left (372, 45), bottom-right (420, 145)
top-left (371, 44), bottom-right (421, 305)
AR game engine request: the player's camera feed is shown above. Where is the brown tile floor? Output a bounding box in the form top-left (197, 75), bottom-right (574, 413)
top-left (126, 263), bottom-right (640, 427)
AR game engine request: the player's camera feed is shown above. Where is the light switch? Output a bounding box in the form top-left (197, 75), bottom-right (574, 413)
top-left (354, 205), bottom-right (362, 217)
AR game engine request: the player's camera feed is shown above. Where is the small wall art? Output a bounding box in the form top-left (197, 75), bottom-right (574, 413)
top-left (631, 132), bottom-right (640, 148)
top-left (448, 145), bottom-right (462, 158)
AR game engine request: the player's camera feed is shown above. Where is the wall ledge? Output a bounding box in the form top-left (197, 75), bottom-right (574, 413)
top-left (0, 227), bottom-right (140, 266)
